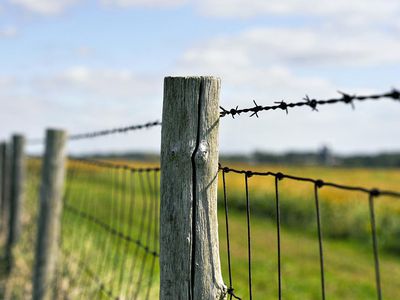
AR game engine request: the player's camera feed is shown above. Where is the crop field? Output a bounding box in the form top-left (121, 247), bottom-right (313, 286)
top-left (1, 159), bottom-right (400, 299)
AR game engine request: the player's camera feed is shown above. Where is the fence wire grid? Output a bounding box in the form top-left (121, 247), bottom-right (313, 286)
top-left (1, 86), bottom-right (400, 300)
top-left (60, 157), bottom-right (160, 300)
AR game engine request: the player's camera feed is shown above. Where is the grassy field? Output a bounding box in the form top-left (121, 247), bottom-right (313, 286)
top-left (1, 160), bottom-right (400, 299)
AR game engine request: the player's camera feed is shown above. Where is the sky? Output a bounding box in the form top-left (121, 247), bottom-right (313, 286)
top-left (0, 0), bottom-right (399, 155)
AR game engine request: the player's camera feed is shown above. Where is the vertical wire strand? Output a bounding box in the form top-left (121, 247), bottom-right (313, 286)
top-left (98, 166), bottom-right (117, 284)
top-left (125, 170), bottom-right (137, 297)
top-left (57, 160), bottom-right (74, 296)
top-left (245, 173), bottom-right (253, 300)
top-left (133, 170), bottom-right (153, 300)
top-left (87, 165), bottom-right (110, 300)
top-left (67, 160), bottom-right (92, 289)
top-left (78, 164), bottom-right (100, 296)
top-left (314, 184), bottom-right (326, 300)
top-left (128, 170), bottom-right (148, 299)
top-left (117, 167), bottom-right (130, 294)
top-left (111, 166), bottom-right (123, 294)
top-left (80, 165), bottom-right (100, 298)
top-left (59, 161), bottom-right (76, 290)
top-left (274, 176), bottom-right (282, 300)
top-left (144, 170), bottom-right (158, 300)
top-left (222, 170), bottom-right (234, 300)
top-left (369, 193), bottom-right (382, 300)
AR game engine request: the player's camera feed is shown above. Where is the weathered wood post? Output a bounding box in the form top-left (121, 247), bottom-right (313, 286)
top-left (0, 142), bottom-right (11, 234)
top-left (0, 142), bottom-right (8, 232)
top-left (5, 134), bottom-right (26, 272)
top-left (33, 129), bottom-right (67, 300)
top-left (160, 76), bottom-right (226, 299)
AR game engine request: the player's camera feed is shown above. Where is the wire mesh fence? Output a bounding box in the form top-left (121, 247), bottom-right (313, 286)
top-left (60, 158), bottom-right (160, 299)
top-left (1, 82), bottom-right (399, 300)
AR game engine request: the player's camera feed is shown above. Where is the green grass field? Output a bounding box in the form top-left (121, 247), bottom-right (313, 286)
top-left (1, 160), bottom-right (399, 299)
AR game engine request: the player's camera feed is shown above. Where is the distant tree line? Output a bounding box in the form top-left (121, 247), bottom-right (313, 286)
top-left (223, 149), bottom-right (400, 168)
top-left (82, 148), bottom-right (400, 168)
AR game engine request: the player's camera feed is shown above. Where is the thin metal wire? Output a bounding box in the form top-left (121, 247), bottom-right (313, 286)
top-left (274, 175), bottom-right (282, 300)
top-left (244, 173), bottom-right (253, 300)
top-left (124, 170), bottom-right (138, 297)
top-left (222, 170), bottom-right (234, 300)
top-left (144, 171), bottom-right (159, 300)
top-left (219, 165), bottom-right (400, 199)
top-left (132, 171), bottom-right (151, 300)
top-left (368, 193), bottom-right (382, 300)
top-left (28, 120), bottom-right (161, 145)
top-left (314, 183), bottom-right (326, 300)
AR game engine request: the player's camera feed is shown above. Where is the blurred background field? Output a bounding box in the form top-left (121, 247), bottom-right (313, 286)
top-left (1, 159), bottom-right (399, 299)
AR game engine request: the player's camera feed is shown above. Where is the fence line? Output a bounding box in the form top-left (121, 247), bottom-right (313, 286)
top-left (220, 88), bottom-right (400, 118)
top-left (1, 77), bottom-right (400, 300)
top-left (219, 163), bottom-right (400, 300)
top-left (27, 120), bottom-right (161, 145)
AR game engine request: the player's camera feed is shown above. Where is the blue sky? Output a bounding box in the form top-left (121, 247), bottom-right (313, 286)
top-left (1, 0), bottom-right (400, 155)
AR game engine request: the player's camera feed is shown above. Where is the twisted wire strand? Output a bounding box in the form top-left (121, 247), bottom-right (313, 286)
top-left (218, 164), bottom-right (400, 199)
top-left (68, 157), bottom-right (160, 172)
top-left (220, 89), bottom-right (400, 118)
top-left (28, 120), bottom-right (161, 145)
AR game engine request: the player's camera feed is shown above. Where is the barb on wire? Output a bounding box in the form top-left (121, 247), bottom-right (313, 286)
top-left (219, 88), bottom-right (400, 118)
top-left (28, 120), bottom-right (162, 145)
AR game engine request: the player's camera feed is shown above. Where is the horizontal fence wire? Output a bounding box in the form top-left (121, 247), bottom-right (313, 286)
top-left (27, 120), bottom-right (161, 145)
top-left (60, 157), bottom-right (160, 299)
top-left (218, 163), bottom-right (400, 300)
top-left (219, 88), bottom-right (400, 118)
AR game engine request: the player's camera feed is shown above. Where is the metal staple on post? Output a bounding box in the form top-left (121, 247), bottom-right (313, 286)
top-left (33, 129), bottom-right (67, 300)
top-left (5, 134), bottom-right (26, 273)
top-left (160, 76), bottom-right (226, 299)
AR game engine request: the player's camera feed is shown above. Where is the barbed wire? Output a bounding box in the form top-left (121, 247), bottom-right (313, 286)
top-left (28, 120), bottom-right (161, 145)
top-left (219, 89), bottom-right (400, 118)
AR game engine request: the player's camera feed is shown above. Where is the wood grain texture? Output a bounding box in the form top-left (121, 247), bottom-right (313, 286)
top-left (160, 76), bottom-right (226, 300)
top-left (33, 129), bottom-right (67, 300)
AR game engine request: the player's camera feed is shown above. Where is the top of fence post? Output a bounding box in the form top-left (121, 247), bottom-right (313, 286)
top-left (160, 76), bottom-right (226, 299)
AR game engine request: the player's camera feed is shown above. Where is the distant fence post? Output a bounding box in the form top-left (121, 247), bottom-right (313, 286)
top-left (160, 76), bottom-right (226, 299)
top-left (33, 129), bottom-right (67, 300)
top-left (0, 142), bottom-right (10, 233)
top-left (5, 134), bottom-right (26, 273)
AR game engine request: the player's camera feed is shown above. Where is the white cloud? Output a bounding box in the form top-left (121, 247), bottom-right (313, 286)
top-left (178, 27), bottom-right (400, 69)
top-left (9, 0), bottom-right (79, 15)
top-left (101, 0), bottom-right (187, 8)
top-left (172, 25), bottom-right (400, 154)
top-left (53, 66), bottom-right (161, 101)
top-left (0, 26), bottom-right (18, 38)
top-left (0, 67), bottom-right (163, 153)
top-left (197, 0), bottom-right (400, 25)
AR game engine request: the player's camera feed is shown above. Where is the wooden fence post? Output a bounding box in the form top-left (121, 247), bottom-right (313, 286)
top-left (5, 134), bottom-right (26, 272)
top-left (160, 76), bottom-right (226, 299)
top-left (0, 142), bottom-right (9, 232)
top-left (33, 129), bottom-right (67, 300)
